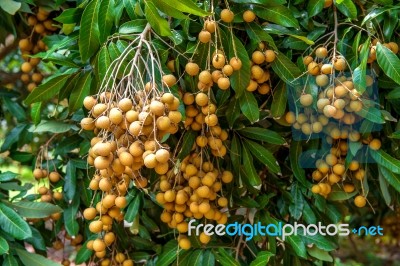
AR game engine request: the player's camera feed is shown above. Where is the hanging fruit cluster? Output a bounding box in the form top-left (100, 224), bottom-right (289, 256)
top-left (19, 7), bottom-right (58, 91)
top-left (285, 46), bottom-right (382, 208)
top-left (247, 44), bottom-right (275, 94)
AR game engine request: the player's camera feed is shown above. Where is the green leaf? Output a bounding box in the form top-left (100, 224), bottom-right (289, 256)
top-left (54, 8), bottom-right (83, 23)
top-left (253, 5), bottom-right (299, 28)
top-left (0, 0), bottom-right (21, 15)
top-left (0, 203), bottom-right (32, 240)
top-left (307, 0), bottom-right (324, 17)
top-left (286, 235), bottom-right (307, 258)
top-left (239, 91), bottom-right (259, 123)
top-left (231, 135), bottom-right (241, 175)
top-left (8, 201), bottom-right (62, 218)
top-left (0, 171), bottom-right (18, 182)
top-left (376, 43), bottom-right (400, 85)
top-left (229, 35), bottom-right (251, 98)
top-left (177, 130), bottom-right (197, 160)
top-left (244, 139), bottom-right (281, 174)
top-left (155, 1), bottom-right (188, 19)
top-left (379, 169), bottom-right (392, 206)
top-left (379, 166), bottom-right (400, 193)
top-left (391, 131), bottom-right (400, 139)
top-left (361, 6), bottom-right (400, 25)
top-left (64, 161), bottom-right (77, 202)
top-left (356, 106), bottom-right (385, 124)
top-left (69, 72), bottom-right (92, 112)
top-left (353, 38), bottom-right (370, 93)
top-left (97, 45), bottom-right (111, 83)
top-left (370, 149), bottom-right (400, 174)
top-left (289, 183), bottom-right (304, 220)
top-left (0, 236), bottom-right (8, 255)
top-left (155, 0), bottom-right (209, 16)
top-left (79, 0), bottom-right (100, 62)
top-left (31, 120), bottom-right (77, 133)
top-left (0, 124), bottom-right (27, 153)
top-left (327, 189), bottom-right (357, 201)
top-left (26, 226), bottom-right (46, 251)
top-left (30, 102), bottom-right (42, 126)
top-left (289, 140), bottom-right (308, 187)
top-left (241, 144), bottom-right (262, 189)
top-left (189, 249), bottom-right (203, 266)
top-left (271, 53), bottom-right (301, 85)
top-left (245, 23), bottom-right (277, 50)
top-left (270, 81), bottom-right (287, 119)
top-left (119, 19), bottom-right (147, 34)
top-left (238, 127), bottom-right (285, 144)
top-left (24, 74), bottom-right (71, 104)
top-left (335, 0), bottom-right (357, 19)
top-left (98, 0), bottom-right (114, 42)
top-left (75, 238), bottom-right (95, 264)
top-left (2, 97), bottom-right (26, 122)
top-left (250, 251), bottom-right (274, 266)
top-left (226, 98), bottom-right (240, 128)
top-left (202, 250), bottom-right (215, 266)
top-left (300, 230), bottom-right (338, 251)
top-left (144, 1), bottom-right (171, 36)
top-left (64, 194), bottom-right (80, 237)
top-left (157, 240), bottom-right (180, 266)
top-left (125, 192), bottom-right (142, 222)
top-left (36, 52), bottom-right (81, 68)
top-left (15, 249), bottom-right (61, 266)
top-left (2, 254), bottom-right (18, 266)
top-left (307, 246), bottom-right (333, 262)
top-left (214, 248), bottom-right (239, 266)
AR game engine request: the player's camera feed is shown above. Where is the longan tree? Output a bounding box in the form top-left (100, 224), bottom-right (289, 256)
top-left (1, 0), bottom-right (400, 265)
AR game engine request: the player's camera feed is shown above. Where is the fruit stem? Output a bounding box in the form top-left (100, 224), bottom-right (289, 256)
top-left (332, 6), bottom-right (338, 60)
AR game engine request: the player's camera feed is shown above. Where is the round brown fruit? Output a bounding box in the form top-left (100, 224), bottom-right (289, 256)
top-left (299, 94), bottom-right (313, 107)
top-left (221, 9), bottom-right (234, 23)
top-left (315, 47), bottom-right (328, 59)
top-left (198, 30), bottom-right (211, 43)
top-left (185, 62), bottom-right (200, 76)
top-left (243, 10), bottom-right (256, 22)
top-left (354, 195), bottom-right (366, 208)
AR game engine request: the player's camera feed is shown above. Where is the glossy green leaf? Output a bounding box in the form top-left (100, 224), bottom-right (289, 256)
top-left (245, 23), bottom-right (277, 50)
top-left (239, 91), bottom-right (259, 123)
top-left (0, 236), bottom-right (8, 255)
top-left (370, 149), bottom-right (400, 174)
top-left (144, 1), bottom-right (171, 36)
top-left (241, 144), bottom-right (262, 189)
top-left (376, 43), bottom-right (400, 85)
top-left (177, 130), bottom-right (197, 160)
top-left (214, 248), bottom-right (240, 266)
top-left (0, 0), bottom-right (21, 15)
top-left (226, 97), bottom-right (240, 128)
top-left (356, 106), bottom-right (385, 124)
top-left (307, 246), bottom-right (333, 262)
top-left (289, 183), bottom-right (304, 220)
top-left (30, 102), bottom-right (42, 126)
top-left (229, 35), bottom-right (251, 98)
top-left (299, 230), bottom-right (338, 251)
top-left (155, 0), bottom-right (209, 16)
top-left (289, 140), bottom-right (308, 187)
top-left (379, 165), bottom-right (400, 193)
top-left (119, 19), bottom-right (147, 34)
top-left (69, 72), bottom-right (92, 112)
top-left (157, 240), bottom-right (180, 266)
top-left (270, 81), bottom-right (287, 119)
top-left (15, 249), bottom-right (61, 266)
top-left (64, 160), bottom-right (77, 202)
top-left (2, 254), bottom-right (18, 266)
top-left (353, 38), bottom-right (370, 93)
top-left (249, 251), bottom-right (274, 266)
top-left (253, 5), bottom-right (299, 28)
top-left (2, 97), bottom-right (26, 122)
top-left (75, 238), bottom-right (94, 264)
top-left (26, 226), bottom-right (46, 251)
top-left (79, 0), bottom-right (100, 62)
top-left (271, 53), bottom-right (301, 85)
top-left (0, 171), bottom-right (18, 182)
top-left (231, 135), bottom-right (241, 174)
top-left (189, 249), bottom-right (203, 266)
top-left (244, 139), bottom-right (281, 174)
top-left (9, 201), bottom-right (62, 218)
top-left (238, 127), bottom-right (286, 144)
top-left (335, 0), bottom-right (357, 19)
top-left (379, 169), bottom-right (392, 206)
top-left (98, 0), bottom-right (114, 42)
top-left (31, 120), bottom-right (77, 133)
top-left (125, 192), bottom-right (142, 222)
top-left (307, 0), bottom-right (324, 17)
top-left (286, 234), bottom-right (307, 258)
top-left (24, 74), bottom-right (71, 104)
top-left (54, 8), bottom-right (83, 23)
top-left (0, 203), bottom-right (32, 240)
top-left (64, 194), bottom-right (80, 237)
top-left (202, 250), bottom-right (215, 266)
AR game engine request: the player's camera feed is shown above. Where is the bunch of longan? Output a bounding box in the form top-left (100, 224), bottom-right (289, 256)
top-left (247, 44), bottom-right (276, 94)
top-left (359, 39), bottom-right (399, 63)
top-left (19, 7), bottom-right (58, 91)
top-left (80, 73), bottom-right (182, 261)
top-left (155, 151), bottom-right (233, 250)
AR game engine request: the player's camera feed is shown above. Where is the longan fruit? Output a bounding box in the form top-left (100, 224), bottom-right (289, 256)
top-left (311, 185), bottom-right (321, 194)
top-left (303, 56), bottom-right (313, 66)
top-left (156, 116), bottom-right (171, 131)
top-left (222, 64), bottom-right (234, 76)
top-left (312, 170), bottom-right (323, 181)
top-left (321, 64), bottom-right (333, 74)
top-left (195, 92), bottom-right (209, 106)
top-left (316, 74), bottom-right (329, 87)
top-left (325, 154), bottom-right (337, 166)
top-left (317, 98), bottom-right (330, 110)
top-left (212, 54), bottom-right (226, 69)
top-left (343, 183), bottom-right (355, 193)
top-left (198, 30), bottom-right (211, 43)
top-left (354, 195), bottom-right (366, 208)
top-left (328, 173), bottom-right (341, 184)
top-left (324, 0), bottom-right (333, 8)
top-left (258, 83), bottom-right (270, 94)
top-left (229, 57), bottom-right (242, 70)
top-left (185, 62), bottom-right (200, 76)
top-left (315, 47), bottom-right (328, 58)
top-left (333, 58), bottom-right (346, 71)
top-left (83, 207), bottom-right (97, 220)
top-left (217, 77), bottom-right (230, 90)
top-left (167, 59), bottom-right (175, 72)
top-left (243, 10), bottom-right (256, 22)
top-left (162, 74), bottom-right (177, 87)
top-left (122, 260), bottom-right (134, 266)
top-left (369, 139), bottom-right (381, 150)
top-left (252, 51), bottom-right (265, 64)
top-left (299, 94), bottom-right (313, 107)
top-left (150, 100), bottom-right (165, 116)
top-left (312, 122), bottom-right (323, 133)
top-left (98, 178), bottom-right (112, 191)
top-left (333, 164), bottom-right (345, 175)
top-left (307, 61), bottom-right (320, 75)
top-left (388, 42), bottom-right (399, 54)
top-left (53, 191), bottom-right (63, 200)
top-left (27, 16), bottom-right (37, 26)
top-left (144, 153), bottom-right (157, 168)
top-left (205, 20), bottom-right (216, 33)
top-left (199, 232), bottom-right (211, 244)
top-left (164, 190), bottom-right (176, 202)
top-left (34, 23), bottom-right (45, 34)
top-left (354, 169), bottom-right (365, 180)
top-left (264, 50), bottom-right (276, 63)
top-left (92, 239), bottom-right (106, 252)
top-left (21, 62), bottom-right (32, 73)
top-left (178, 237), bottom-right (191, 250)
top-left (285, 112), bottom-right (296, 124)
top-left (222, 171), bottom-right (233, 183)
top-left (19, 39), bottom-right (32, 51)
top-left (323, 105), bottom-right (337, 118)
top-left (199, 70), bottom-right (212, 84)
top-left (246, 80), bottom-right (258, 92)
top-left (118, 98), bottom-right (133, 112)
top-left (205, 114), bottom-right (218, 126)
top-left (218, 197), bottom-right (228, 207)
top-left (221, 9), bottom-right (234, 23)
top-left (89, 220), bottom-right (103, 233)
